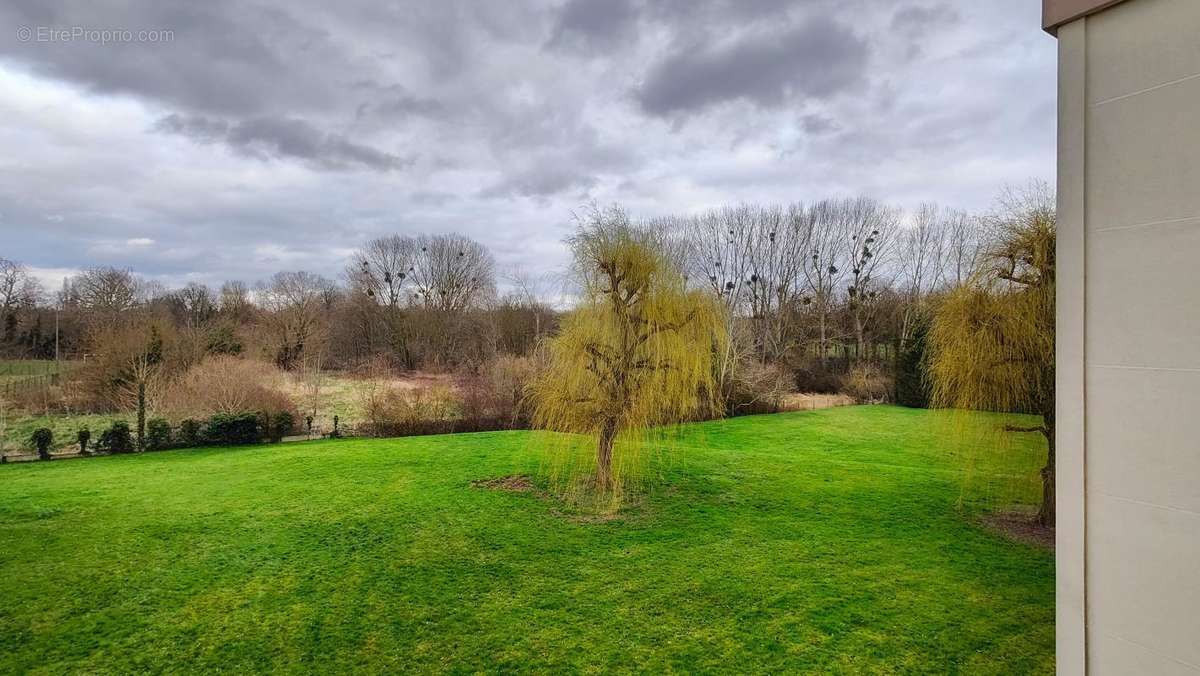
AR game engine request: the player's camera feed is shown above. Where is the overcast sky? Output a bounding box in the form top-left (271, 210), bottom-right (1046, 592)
top-left (0, 0), bottom-right (1056, 292)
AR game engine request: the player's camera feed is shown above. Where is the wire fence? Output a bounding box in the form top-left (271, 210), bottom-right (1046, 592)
top-left (0, 360), bottom-right (74, 399)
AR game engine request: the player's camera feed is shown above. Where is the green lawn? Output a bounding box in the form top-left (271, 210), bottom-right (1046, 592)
top-left (0, 406), bottom-right (1053, 673)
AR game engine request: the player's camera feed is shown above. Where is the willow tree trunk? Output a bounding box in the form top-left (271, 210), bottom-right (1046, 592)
top-left (596, 418), bottom-right (617, 490)
top-left (1037, 404), bottom-right (1056, 528)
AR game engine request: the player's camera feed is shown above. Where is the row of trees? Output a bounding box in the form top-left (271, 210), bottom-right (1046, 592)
top-left (2, 196), bottom-right (992, 419)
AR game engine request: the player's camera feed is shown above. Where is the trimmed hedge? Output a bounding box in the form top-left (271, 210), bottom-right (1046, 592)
top-left (146, 418), bottom-right (173, 451)
top-left (202, 413), bottom-right (261, 446)
top-left (97, 421), bottom-right (135, 454)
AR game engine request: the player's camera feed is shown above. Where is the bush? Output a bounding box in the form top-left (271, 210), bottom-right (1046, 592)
top-left (97, 421), bottom-right (135, 454)
top-left (360, 385), bottom-right (471, 438)
top-left (792, 363), bottom-right (844, 394)
top-left (145, 418), bottom-right (173, 450)
top-left (163, 356), bottom-right (298, 422)
top-left (841, 363), bottom-right (893, 404)
top-left (202, 413), bottom-right (262, 446)
top-left (452, 355), bottom-right (539, 431)
top-left (77, 428), bottom-right (91, 455)
top-left (178, 418), bottom-right (202, 447)
top-left (894, 322), bottom-right (931, 408)
top-left (269, 411), bottom-right (295, 442)
top-left (30, 428), bottom-right (53, 460)
top-left (727, 361), bottom-right (792, 416)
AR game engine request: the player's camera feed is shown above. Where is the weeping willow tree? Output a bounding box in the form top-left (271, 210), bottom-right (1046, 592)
top-left (530, 205), bottom-right (726, 494)
top-left (927, 187), bottom-right (1055, 526)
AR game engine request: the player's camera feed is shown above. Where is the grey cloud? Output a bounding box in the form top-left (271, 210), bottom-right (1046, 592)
top-left (892, 3), bottom-right (960, 36)
top-left (546, 0), bottom-right (639, 50)
top-left (1, 0), bottom-right (1056, 290)
top-left (0, 1), bottom-right (356, 117)
top-left (800, 114), bottom-right (839, 136)
top-left (480, 166), bottom-right (597, 200)
top-left (636, 16), bottom-right (870, 116)
top-left (155, 114), bottom-right (413, 171)
top-left (351, 81), bottom-right (446, 120)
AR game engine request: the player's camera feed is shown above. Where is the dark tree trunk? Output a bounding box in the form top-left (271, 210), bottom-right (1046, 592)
top-left (596, 418), bottom-right (616, 491)
top-left (1037, 401), bottom-right (1056, 528)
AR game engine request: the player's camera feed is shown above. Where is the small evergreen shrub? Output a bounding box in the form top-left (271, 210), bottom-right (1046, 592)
top-left (145, 418), bottom-right (173, 450)
top-left (178, 419), bottom-right (202, 447)
top-left (77, 428), bottom-right (92, 455)
top-left (30, 428), bottom-right (54, 460)
top-left (270, 411), bottom-right (295, 442)
top-left (894, 320), bottom-right (931, 408)
top-left (202, 413), bottom-right (261, 445)
top-left (97, 421), bottom-right (134, 454)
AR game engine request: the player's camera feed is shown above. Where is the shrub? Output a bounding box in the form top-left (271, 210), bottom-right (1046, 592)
top-left (30, 428), bottom-right (54, 460)
top-left (145, 418), bottom-right (173, 450)
top-left (202, 413), bottom-right (262, 445)
top-left (97, 421), bottom-right (135, 454)
top-left (726, 361), bottom-right (792, 416)
top-left (792, 363), bottom-right (844, 394)
top-left (360, 385), bottom-right (461, 437)
top-left (484, 355), bottom-right (537, 426)
top-left (894, 322), bottom-right (931, 408)
top-left (163, 356), bottom-right (297, 421)
top-left (77, 428), bottom-right (91, 455)
top-left (177, 418), bottom-right (202, 447)
top-left (841, 363), bottom-right (893, 404)
top-left (269, 411), bottom-right (295, 442)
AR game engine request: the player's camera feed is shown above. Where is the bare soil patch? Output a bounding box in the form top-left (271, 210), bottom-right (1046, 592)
top-left (981, 511), bottom-right (1054, 551)
top-left (470, 475), bottom-right (537, 492)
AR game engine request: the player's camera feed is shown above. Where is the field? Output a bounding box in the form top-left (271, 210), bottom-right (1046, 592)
top-left (0, 406), bottom-right (1053, 673)
top-left (0, 370), bottom-right (456, 455)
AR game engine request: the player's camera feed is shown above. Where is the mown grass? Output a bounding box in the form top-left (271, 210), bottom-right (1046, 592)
top-left (0, 406), bottom-right (1053, 673)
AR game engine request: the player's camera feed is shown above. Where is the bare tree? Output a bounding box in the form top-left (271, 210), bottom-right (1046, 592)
top-left (349, 235), bottom-right (418, 309)
top-left (745, 203), bottom-right (810, 362)
top-left (219, 280), bottom-right (254, 321)
top-left (0, 258), bottom-right (43, 343)
top-left (944, 208), bottom-right (984, 287)
top-left (802, 199), bottom-right (851, 366)
top-left (167, 282), bottom-right (217, 328)
top-left (409, 234), bottom-right (496, 312)
top-left (69, 267), bottom-right (139, 317)
top-left (347, 235), bottom-right (421, 366)
top-left (257, 271), bottom-right (338, 370)
top-left (841, 197), bottom-right (899, 362)
top-left (896, 203), bottom-right (950, 350)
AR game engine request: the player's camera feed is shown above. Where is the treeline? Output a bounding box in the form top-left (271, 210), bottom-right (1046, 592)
top-left (1, 233), bottom-right (552, 376)
top-left (2, 191), bottom-right (1007, 417)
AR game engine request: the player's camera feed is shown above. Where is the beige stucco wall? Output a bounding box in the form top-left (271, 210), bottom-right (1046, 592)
top-left (1056, 0), bottom-right (1200, 673)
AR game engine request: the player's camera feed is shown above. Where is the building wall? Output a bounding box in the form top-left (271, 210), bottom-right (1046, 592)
top-left (1056, 0), bottom-right (1200, 673)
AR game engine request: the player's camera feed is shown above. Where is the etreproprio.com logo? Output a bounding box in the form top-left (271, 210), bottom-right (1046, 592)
top-left (17, 25), bottom-right (175, 44)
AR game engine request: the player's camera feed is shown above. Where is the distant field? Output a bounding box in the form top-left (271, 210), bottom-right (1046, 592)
top-left (0, 406), bottom-right (1053, 673)
top-left (0, 359), bottom-right (76, 384)
top-left (0, 369), bottom-right (452, 454)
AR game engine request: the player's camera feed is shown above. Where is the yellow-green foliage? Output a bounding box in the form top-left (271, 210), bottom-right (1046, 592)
top-left (928, 204), bottom-right (1054, 417)
top-left (530, 206), bottom-right (727, 499)
top-left (927, 189), bottom-right (1056, 522)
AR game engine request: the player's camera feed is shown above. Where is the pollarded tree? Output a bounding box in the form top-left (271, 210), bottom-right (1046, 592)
top-left (927, 184), bottom-right (1056, 526)
top-left (531, 205), bottom-right (726, 492)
